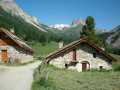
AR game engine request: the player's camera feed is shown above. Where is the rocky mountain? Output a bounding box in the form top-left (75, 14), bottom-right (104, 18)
top-left (0, 0), bottom-right (109, 40)
top-left (71, 18), bottom-right (85, 26)
top-left (96, 25), bottom-right (120, 48)
top-left (0, 0), bottom-right (52, 32)
top-left (50, 18), bottom-right (107, 39)
top-left (95, 28), bottom-right (108, 34)
top-left (51, 18), bottom-right (107, 32)
top-left (106, 25), bottom-right (120, 48)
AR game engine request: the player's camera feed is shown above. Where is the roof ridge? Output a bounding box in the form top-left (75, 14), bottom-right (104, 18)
top-left (45, 38), bottom-right (117, 62)
top-left (0, 27), bottom-right (35, 52)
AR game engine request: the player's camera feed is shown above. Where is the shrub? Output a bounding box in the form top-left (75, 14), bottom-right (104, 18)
top-left (36, 77), bottom-right (56, 89)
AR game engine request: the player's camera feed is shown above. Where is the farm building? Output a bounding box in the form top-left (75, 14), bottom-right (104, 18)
top-left (45, 38), bottom-right (117, 72)
top-left (0, 27), bottom-right (34, 63)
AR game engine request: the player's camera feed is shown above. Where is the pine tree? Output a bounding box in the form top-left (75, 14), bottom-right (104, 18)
top-left (80, 16), bottom-right (95, 39)
top-left (80, 16), bottom-right (103, 47)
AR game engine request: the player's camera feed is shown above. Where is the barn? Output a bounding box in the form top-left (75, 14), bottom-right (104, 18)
top-left (0, 27), bottom-right (34, 63)
top-left (45, 38), bottom-right (117, 72)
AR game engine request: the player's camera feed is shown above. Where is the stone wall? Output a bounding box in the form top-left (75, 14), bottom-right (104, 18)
top-left (0, 46), bottom-right (33, 63)
top-left (48, 44), bottom-right (112, 72)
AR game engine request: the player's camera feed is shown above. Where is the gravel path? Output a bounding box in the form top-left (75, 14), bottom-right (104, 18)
top-left (0, 61), bottom-right (41, 90)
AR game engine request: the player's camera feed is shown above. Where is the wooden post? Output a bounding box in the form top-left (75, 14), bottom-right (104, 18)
top-left (39, 54), bottom-right (44, 74)
top-left (43, 70), bottom-right (49, 80)
top-left (39, 64), bottom-right (41, 74)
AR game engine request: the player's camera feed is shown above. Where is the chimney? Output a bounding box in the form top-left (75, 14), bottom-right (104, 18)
top-left (59, 41), bottom-right (63, 49)
top-left (101, 47), bottom-right (105, 51)
top-left (10, 28), bottom-right (14, 34)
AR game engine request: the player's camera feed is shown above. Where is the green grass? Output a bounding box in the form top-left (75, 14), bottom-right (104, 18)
top-left (26, 41), bottom-right (59, 59)
top-left (26, 41), bottom-right (120, 89)
top-left (32, 65), bottom-right (120, 90)
top-left (0, 60), bottom-right (36, 66)
top-left (110, 54), bottom-right (120, 61)
top-left (110, 54), bottom-right (120, 71)
top-left (0, 41), bottom-right (58, 66)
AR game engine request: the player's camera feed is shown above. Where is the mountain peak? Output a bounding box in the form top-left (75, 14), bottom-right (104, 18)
top-left (71, 18), bottom-right (85, 26)
top-left (31, 16), bottom-right (37, 22)
top-left (110, 25), bottom-right (120, 32)
top-left (0, 0), bottom-right (47, 32)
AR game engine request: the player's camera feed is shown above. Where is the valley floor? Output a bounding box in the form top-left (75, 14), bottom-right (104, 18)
top-left (32, 65), bottom-right (120, 90)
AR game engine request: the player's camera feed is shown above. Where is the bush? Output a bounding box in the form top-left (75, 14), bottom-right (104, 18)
top-left (36, 77), bottom-right (56, 89)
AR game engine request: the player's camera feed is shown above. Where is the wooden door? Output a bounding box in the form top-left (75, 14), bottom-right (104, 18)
top-left (2, 50), bottom-right (7, 62)
top-left (82, 63), bottom-right (86, 71)
top-left (73, 49), bottom-right (76, 61)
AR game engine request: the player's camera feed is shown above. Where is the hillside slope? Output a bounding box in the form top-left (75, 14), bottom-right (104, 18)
top-left (0, 0), bottom-right (62, 35)
top-left (96, 25), bottom-right (120, 48)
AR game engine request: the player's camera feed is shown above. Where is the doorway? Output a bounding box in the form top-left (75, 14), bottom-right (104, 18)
top-left (81, 61), bottom-right (90, 71)
top-left (82, 63), bottom-right (86, 71)
top-left (2, 50), bottom-right (7, 62)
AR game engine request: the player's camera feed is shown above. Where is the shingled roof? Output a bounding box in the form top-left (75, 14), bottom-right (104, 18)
top-left (45, 38), bottom-right (117, 62)
top-left (0, 27), bottom-right (35, 52)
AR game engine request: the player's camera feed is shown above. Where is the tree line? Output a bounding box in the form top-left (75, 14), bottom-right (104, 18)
top-left (80, 16), bottom-right (120, 55)
top-left (0, 6), bottom-right (73, 45)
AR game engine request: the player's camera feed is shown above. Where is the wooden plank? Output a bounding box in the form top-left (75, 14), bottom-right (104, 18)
top-left (73, 49), bottom-right (76, 61)
top-left (82, 63), bottom-right (86, 71)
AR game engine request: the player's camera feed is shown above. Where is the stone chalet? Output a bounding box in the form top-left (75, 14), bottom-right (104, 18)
top-left (0, 27), bottom-right (34, 63)
top-left (45, 38), bottom-right (117, 72)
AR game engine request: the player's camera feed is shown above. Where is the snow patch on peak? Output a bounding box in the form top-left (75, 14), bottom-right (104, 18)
top-left (50, 24), bottom-right (70, 30)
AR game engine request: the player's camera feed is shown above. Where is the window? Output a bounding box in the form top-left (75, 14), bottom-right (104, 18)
top-left (0, 35), bottom-right (2, 38)
top-left (26, 51), bottom-right (27, 55)
top-left (81, 43), bottom-right (85, 47)
top-left (65, 64), bottom-right (68, 68)
top-left (93, 53), bottom-right (96, 58)
top-left (73, 49), bottom-right (76, 60)
top-left (99, 66), bottom-right (103, 69)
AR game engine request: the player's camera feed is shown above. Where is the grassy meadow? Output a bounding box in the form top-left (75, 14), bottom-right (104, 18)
top-left (29, 41), bottom-right (120, 90)
top-left (110, 54), bottom-right (120, 71)
top-left (32, 65), bottom-right (120, 90)
top-left (26, 41), bottom-right (59, 58)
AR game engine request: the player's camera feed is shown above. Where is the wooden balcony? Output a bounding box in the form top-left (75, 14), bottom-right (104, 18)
top-left (70, 60), bottom-right (78, 63)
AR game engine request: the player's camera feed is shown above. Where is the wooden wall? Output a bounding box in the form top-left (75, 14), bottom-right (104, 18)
top-left (0, 32), bottom-right (17, 46)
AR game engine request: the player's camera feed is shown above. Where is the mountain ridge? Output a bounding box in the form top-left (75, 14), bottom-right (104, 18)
top-left (0, 0), bottom-right (47, 32)
top-left (106, 25), bottom-right (120, 48)
top-left (0, 0), bottom-right (119, 45)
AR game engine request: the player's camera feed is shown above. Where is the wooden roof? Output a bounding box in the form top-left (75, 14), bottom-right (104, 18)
top-left (0, 27), bottom-right (35, 52)
top-left (45, 38), bottom-right (117, 62)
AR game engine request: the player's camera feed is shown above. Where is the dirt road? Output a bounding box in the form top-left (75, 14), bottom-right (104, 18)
top-left (0, 61), bottom-right (41, 90)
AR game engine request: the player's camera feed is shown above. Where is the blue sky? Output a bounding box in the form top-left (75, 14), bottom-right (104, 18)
top-left (14, 0), bottom-right (120, 30)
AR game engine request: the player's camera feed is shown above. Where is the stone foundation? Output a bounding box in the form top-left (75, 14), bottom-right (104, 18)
top-left (0, 46), bottom-right (33, 63)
